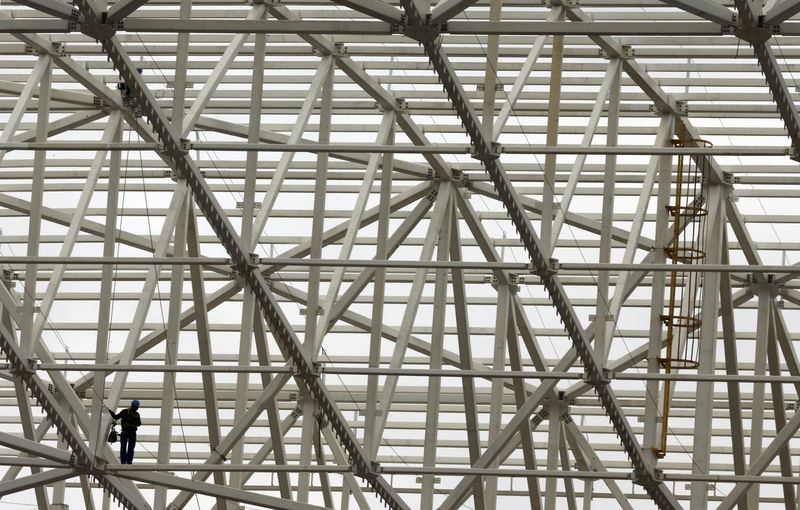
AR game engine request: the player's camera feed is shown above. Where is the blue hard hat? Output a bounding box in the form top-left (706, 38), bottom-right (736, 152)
top-left (131, 400), bottom-right (140, 408)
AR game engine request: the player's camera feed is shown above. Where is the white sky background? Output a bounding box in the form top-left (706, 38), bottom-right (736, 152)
top-left (0, 1), bottom-right (799, 508)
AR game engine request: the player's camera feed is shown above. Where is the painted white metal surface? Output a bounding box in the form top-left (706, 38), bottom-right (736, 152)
top-left (0, 1), bottom-right (798, 509)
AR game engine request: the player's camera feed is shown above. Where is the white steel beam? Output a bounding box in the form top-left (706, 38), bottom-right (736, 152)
top-left (106, 0), bottom-right (150, 23)
top-left (28, 112), bottom-right (123, 356)
top-left (312, 111), bottom-right (394, 354)
top-left (765, 0), bottom-right (800, 24)
top-left (101, 182), bottom-right (189, 417)
top-left (252, 313), bottom-right (294, 501)
top-left (0, 55), bottom-right (51, 164)
top-left (766, 302), bottom-right (797, 510)
top-left (540, 5), bottom-right (565, 255)
top-left (491, 8), bottom-right (558, 140)
top-left (297, 54), bottom-right (333, 506)
top-left (689, 180), bottom-right (726, 508)
top-left (449, 204), bottom-right (487, 510)
top-left (480, 0), bottom-right (501, 137)
top-left (167, 370), bottom-right (294, 509)
top-left (420, 185), bottom-right (453, 510)
top-left (19, 55), bottom-right (51, 359)
top-left (208, 402), bottom-right (303, 510)
top-left (642, 116), bottom-right (674, 466)
top-left (371, 185), bottom-right (451, 445)
top-left (251, 57), bottom-right (334, 248)
top-left (265, 3), bottom-right (453, 180)
top-left (69, 183), bottom-right (431, 398)
top-left (153, 187), bottom-right (190, 509)
top-left (430, 0), bottom-right (478, 24)
top-left (506, 304), bottom-right (542, 510)
top-left (90, 113), bottom-right (122, 460)
top-left (229, 26), bottom-right (268, 499)
top-left (593, 56), bottom-right (620, 360)
top-left (657, 0), bottom-right (735, 25)
top-left (0, 430), bottom-right (71, 464)
top-left (718, 408), bottom-right (800, 510)
top-left (118, 470), bottom-right (329, 510)
top-left (0, 469), bottom-right (78, 497)
top-left (364, 115), bottom-right (394, 461)
top-left (598, 114), bottom-right (673, 364)
top-left (549, 52), bottom-right (619, 245)
top-left (11, 0), bottom-right (76, 20)
top-left (719, 230), bottom-right (750, 510)
top-left (397, 4), bottom-right (680, 508)
top-left (734, 0), bottom-right (800, 158)
top-left (485, 280), bottom-right (509, 510)
top-left (180, 3), bottom-right (267, 137)
top-left (331, 0), bottom-right (403, 23)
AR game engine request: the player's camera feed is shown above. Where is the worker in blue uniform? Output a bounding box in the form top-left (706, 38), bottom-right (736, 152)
top-left (109, 400), bottom-right (142, 464)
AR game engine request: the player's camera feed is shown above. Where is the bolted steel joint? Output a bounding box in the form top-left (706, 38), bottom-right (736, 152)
top-left (77, 8), bottom-right (117, 40)
top-left (631, 468), bottom-right (650, 487)
top-left (400, 12), bottom-right (442, 43)
top-left (470, 141), bottom-right (502, 161)
top-left (583, 367), bottom-right (611, 385)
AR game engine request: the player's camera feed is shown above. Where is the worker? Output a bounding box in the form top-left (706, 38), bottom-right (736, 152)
top-left (108, 400), bottom-right (141, 464)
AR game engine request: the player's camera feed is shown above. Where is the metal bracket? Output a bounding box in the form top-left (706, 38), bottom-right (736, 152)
top-left (544, 0), bottom-right (579, 6)
top-left (394, 97), bottom-right (408, 113)
top-left (299, 307), bottom-right (323, 316)
top-left (1, 269), bottom-right (18, 282)
top-left (80, 11), bottom-right (117, 40)
top-left (588, 313), bottom-right (614, 322)
top-left (476, 83), bottom-right (504, 91)
top-left (723, 172), bottom-right (741, 185)
top-left (313, 42), bottom-right (348, 57)
top-left (470, 141), bottom-right (502, 161)
top-left (426, 187), bottom-right (439, 201)
top-left (68, 8), bottom-right (83, 31)
top-left (158, 139), bottom-right (190, 158)
top-left (582, 368), bottom-right (611, 385)
top-left (236, 201), bottom-right (262, 209)
top-left (25, 42), bottom-right (67, 57)
top-left (599, 45), bottom-right (633, 59)
top-left (533, 257), bottom-right (561, 275)
top-left (483, 275), bottom-right (498, 285)
top-left (675, 100), bottom-right (688, 117)
top-left (402, 14), bottom-right (443, 43)
top-left (731, 16), bottom-right (775, 44)
top-left (92, 96), bottom-right (111, 109)
top-left (229, 266), bottom-right (242, 281)
top-left (451, 169), bottom-right (471, 189)
top-left (631, 469), bottom-right (647, 487)
top-left (531, 407), bottom-right (549, 426)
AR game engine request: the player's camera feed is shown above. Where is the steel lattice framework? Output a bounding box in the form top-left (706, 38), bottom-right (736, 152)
top-left (0, 0), bottom-right (799, 509)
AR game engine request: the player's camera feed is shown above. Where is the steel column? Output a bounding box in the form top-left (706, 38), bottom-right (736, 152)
top-left (689, 179), bottom-right (725, 508)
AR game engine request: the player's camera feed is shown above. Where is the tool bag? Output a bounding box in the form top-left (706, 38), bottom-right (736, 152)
top-left (108, 423), bottom-right (118, 443)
